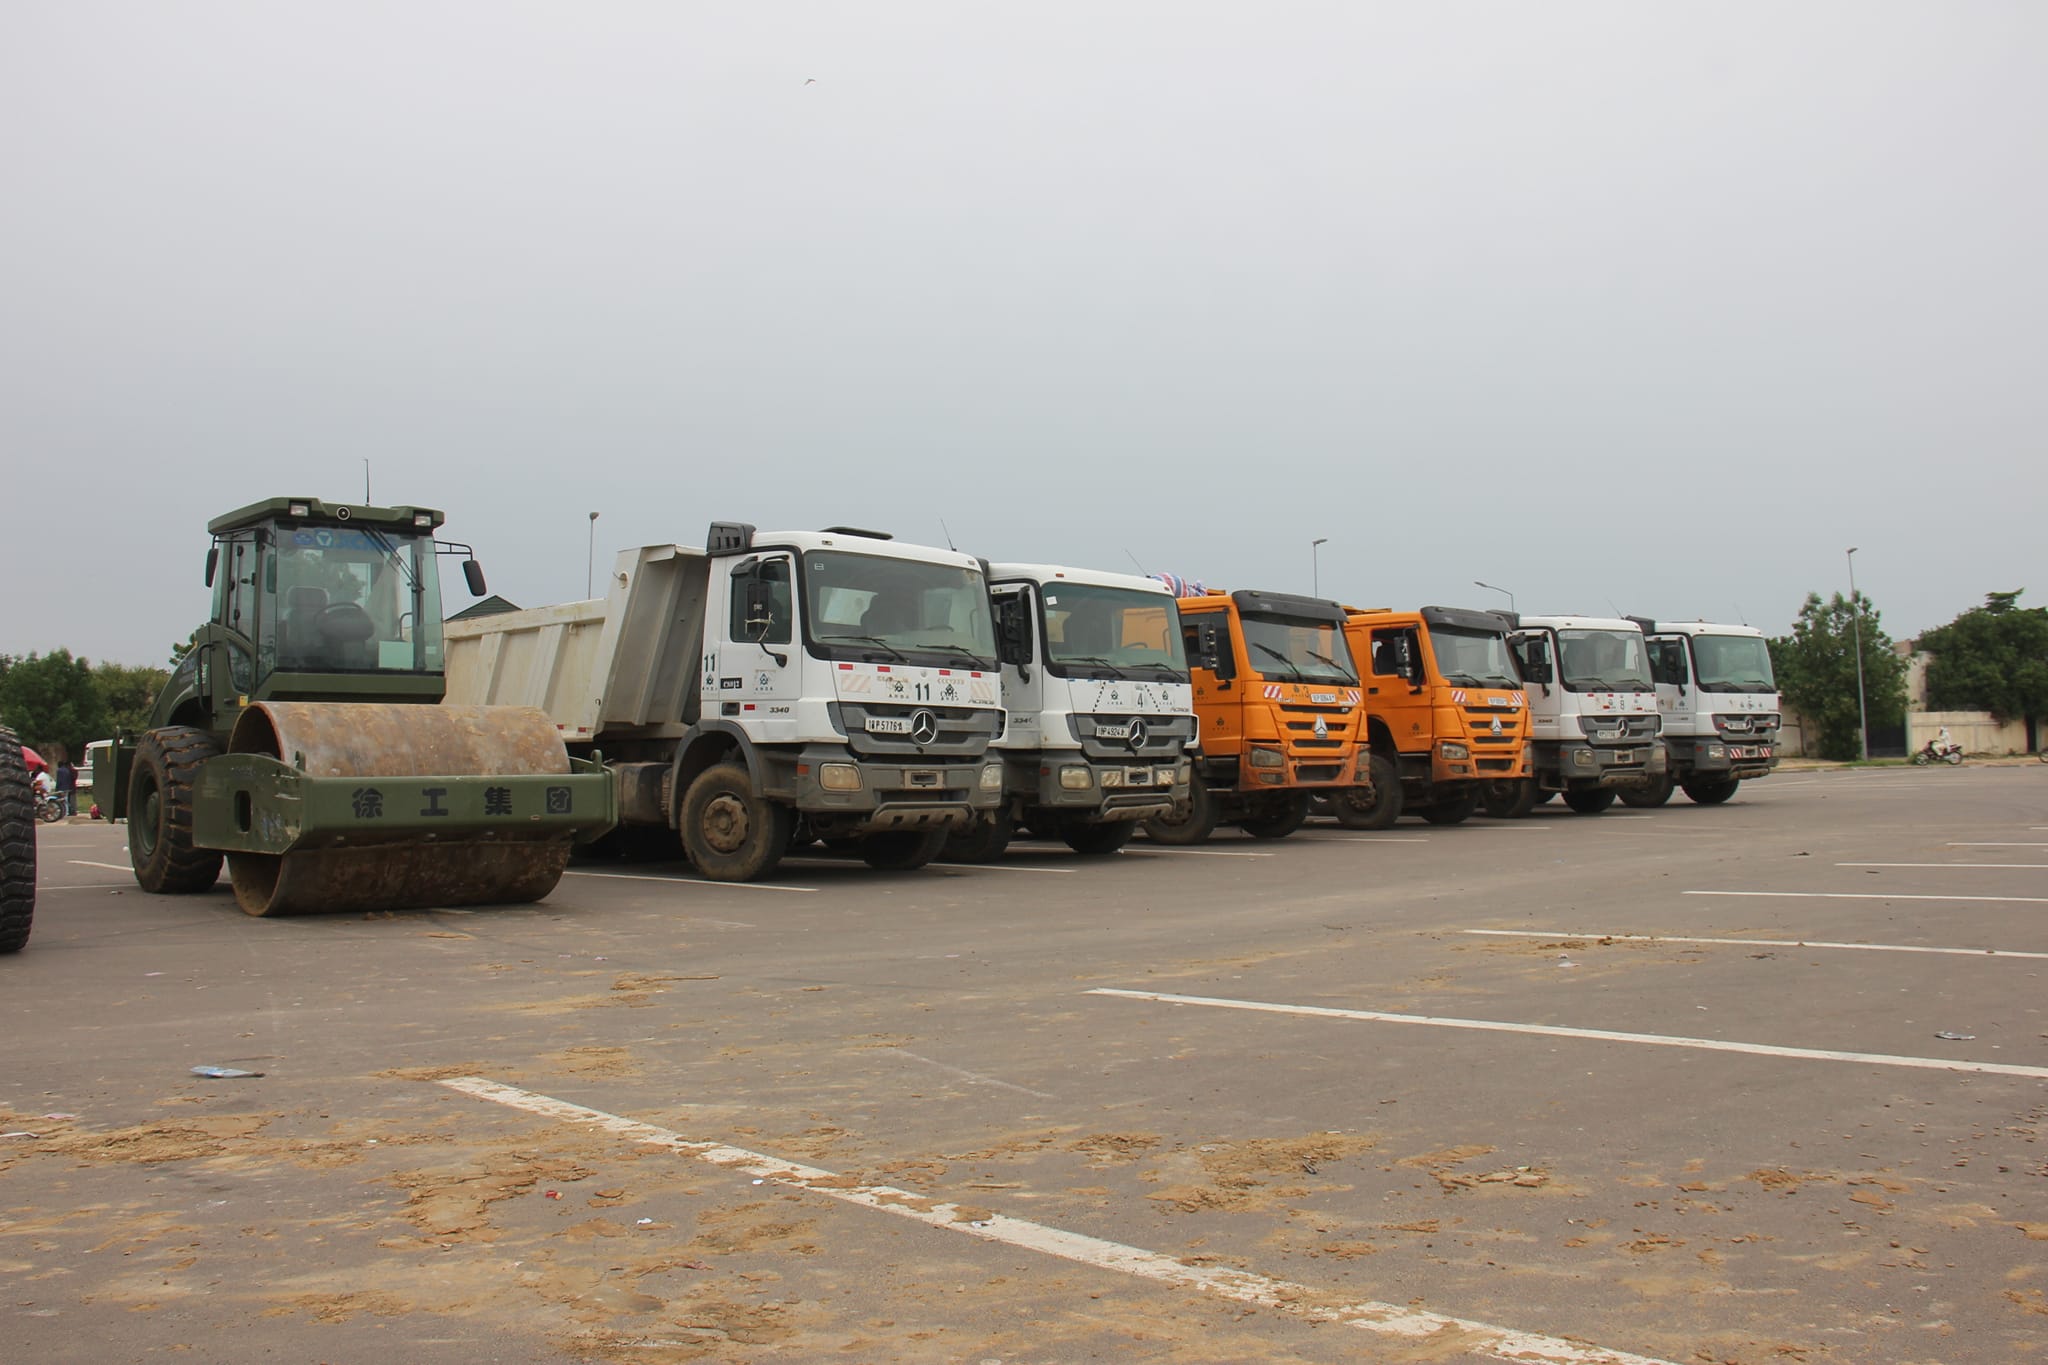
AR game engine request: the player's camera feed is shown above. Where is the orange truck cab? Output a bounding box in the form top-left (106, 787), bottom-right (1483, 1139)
top-left (1143, 588), bottom-right (1367, 844)
top-left (1326, 606), bottom-right (1530, 828)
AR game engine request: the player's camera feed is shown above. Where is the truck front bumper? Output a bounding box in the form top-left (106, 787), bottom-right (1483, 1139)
top-left (1010, 753), bottom-right (1187, 823)
top-left (1671, 735), bottom-right (1779, 781)
top-left (1543, 739), bottom-right (1667, 790)
top-left (792, 745), bottom-right (1004, 831)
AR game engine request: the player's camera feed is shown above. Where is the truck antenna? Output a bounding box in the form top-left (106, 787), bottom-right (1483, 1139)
top-left (939, 518), bottom-right (957, 551)
top-left (363, 458), bottom-right (371, 503)
top-left (1734, 602), bottom-right (1749, 626)
top-left (1124, 547), bottom-right (1147, 574)
top-left (1607, 596), bottom-right (1623, 618)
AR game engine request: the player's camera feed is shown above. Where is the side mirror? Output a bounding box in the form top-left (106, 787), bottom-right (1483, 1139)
top-left (1526, 658), bottom-right (1553, 685)
top-left (996, 603), bottom-right (1033, 666)
top-left (204, 546), bottom-right (219, 587)
top-left (1196, 622), bottom-right (1236, 681)
top-left (463, 560), bottom-right (487, 596)
top-left (744, 577), bottom-right (776, 620)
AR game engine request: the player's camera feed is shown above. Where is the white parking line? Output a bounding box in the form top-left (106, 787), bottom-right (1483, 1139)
top-left (1299, 835), bottom-right (1433, 844)
top-left (68, 860), bottom-right (133, 872)
top-left (442, 1076), bottom-right (1674, 1365)
top-left (1126, 847), bottom-right (1276, 858)
top-left (930, 862), bottom-right (1076, 874)
top-left (561, 870), bottom-right (818, 893)
top-left (38, 880), bottom-right (134, 891)
top-left (1686, 890), bottom-right (2048, 905)
top-left (1949, 842), bottom-right (2048, 848)
top-left (1461, 929), bottom-right (2048, 960)
top-left (1840, 862), bottom-right (2048, 870)
top-left (1088, 989), bottom-right (2048, 1080)
top-left (884, 1048), bottom-right (1057, 1098)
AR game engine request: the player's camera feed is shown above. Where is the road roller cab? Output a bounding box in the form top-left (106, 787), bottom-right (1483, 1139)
top-left (100, 497), bottom-right (617, 915)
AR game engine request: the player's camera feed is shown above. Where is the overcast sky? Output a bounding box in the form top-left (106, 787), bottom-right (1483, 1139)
top-left (5, 2), bottom-right (2043, 667)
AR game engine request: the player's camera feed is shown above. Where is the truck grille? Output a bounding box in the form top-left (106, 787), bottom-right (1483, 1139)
top-left (1070, 713), bottom-right (1198, 761)
top-left (830, 702), bottom-right (1002, 759)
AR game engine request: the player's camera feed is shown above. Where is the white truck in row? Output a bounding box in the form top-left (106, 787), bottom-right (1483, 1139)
top-left (444, 523), bottom-right (1199, 880)
top-left (1486, 613), bottom-right (1666, 816)
top-left (1624, 618), bottom-right (1781, 805)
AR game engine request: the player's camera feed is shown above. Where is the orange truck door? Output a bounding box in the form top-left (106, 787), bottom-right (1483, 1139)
top-left (1365, 625), bottom-right (1429, 760)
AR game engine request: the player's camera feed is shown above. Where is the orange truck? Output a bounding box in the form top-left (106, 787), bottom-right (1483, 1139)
top-left (1142, 587), bottom-right (1367, 843)
top-left (1325, 606), bottom-right (1530, 827)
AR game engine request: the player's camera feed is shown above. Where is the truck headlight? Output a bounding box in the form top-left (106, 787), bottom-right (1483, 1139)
top-left (819, 763), bottom-right (863, 792)
top-left (1705, 744), bottom-right (1726, 759)
top-left (981, 764), bottom-right (1006, 791)
top-left (1248, 745), bottom-right (1284, 769)
top-left (1439, 742), bottom-right (1469, 760)
top-left (1058, 765), bottom-right (1092, 790)
top-left (1572, 747), bottom-right (1597, 768)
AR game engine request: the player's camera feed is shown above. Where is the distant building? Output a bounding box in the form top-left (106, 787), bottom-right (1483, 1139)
top-left (447, 595), bottom-right (521, 622)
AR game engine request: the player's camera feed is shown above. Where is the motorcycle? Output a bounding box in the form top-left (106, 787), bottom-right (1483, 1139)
top-left (34, 790), bottom-right (66, 823)
top-left (1913, 738), bottom-right (1964, 766)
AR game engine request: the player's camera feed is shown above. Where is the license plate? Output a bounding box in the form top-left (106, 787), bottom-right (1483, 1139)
top-left (866, 716), bottom-right (913, 734)
top-left (1095, 723), bottom-right (1130, 739)
top-left (1124, 768), bottom-right (1153, 786)
top-left (1309, 692), bottom-right (1336, 704)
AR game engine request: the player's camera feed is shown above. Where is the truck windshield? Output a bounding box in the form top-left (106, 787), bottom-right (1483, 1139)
top-left (804, 550), bottom-right (999, 670)
top-left (1556, 629), bottom-right (1651, 693)
top-left (1690, 634), bottom-right (1776, 693)
top-left (1238, 612), bottom-right (1357, 685)
top-left (1042, 584), bottom-right (1188, 681)
top-left (261, 526), bottom-right (446, 675)
top-left (1429, 627), bottom-right (1520, 688)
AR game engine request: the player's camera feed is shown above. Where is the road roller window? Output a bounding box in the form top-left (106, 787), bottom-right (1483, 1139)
top-left (267, 527), bottom-right (447, 675)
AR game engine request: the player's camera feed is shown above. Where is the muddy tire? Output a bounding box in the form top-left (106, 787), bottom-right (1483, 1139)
top-left (1060, 820), bottom-right (1134, 855)
top-left (0, 728), bottom-right (35, 953)
top-left (128, 727), bottom-right (224, 894)
top-left (1481, 779), bottom-right (1538, 820)
top-left (1564, 787), bottom-right (1616, 815)
top-left (1681, 778), bottom-right (1740, 805)
top-left (861, 829), bottom-right (947, 871)
top-left (1421, 785), bottom-right (1480, 825)
top-left (1239, 793), bottom-right (1310, 840)
top-left (1331, 753), bottom-right (1402, 829)
top-left (1144, 769), bottom-right (1220, 845)
top-left (680, 761), bottom-right (791, 882)
top-left (943, 808), bottom-right (1014, 864)
top-left (1619, 774), bottom-right (1674, 808)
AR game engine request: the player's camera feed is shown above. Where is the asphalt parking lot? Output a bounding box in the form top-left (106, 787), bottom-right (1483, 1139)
top-left (5, 766), bottom-right (2047, 1364)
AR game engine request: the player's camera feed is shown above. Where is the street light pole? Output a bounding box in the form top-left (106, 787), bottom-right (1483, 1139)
top-left (1846, 546), bottom-right (1868, 761)
top-left (1311, 538), bottom-right (1328, 596)
top-left (1474, 580), bottom-right (1515, 613)
top-left (587, 512), bottom-right (600, 599)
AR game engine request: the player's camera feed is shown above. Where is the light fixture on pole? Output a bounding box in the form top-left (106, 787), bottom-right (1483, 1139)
top-left (587, 512), bottom-right (600, 599)
top-left (1846, 546), bottom-right (1868, 761)
top-left (1311, 538), bottom-right (1328, 596)
top-left (1474, 580), bottom-right (1515, 613)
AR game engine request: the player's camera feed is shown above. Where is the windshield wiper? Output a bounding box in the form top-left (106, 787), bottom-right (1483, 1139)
top-left (1442, 671), bottom-right (1484, 686)
top-left (1248, 640), bottom-right (1306, 681)
top-left (829, 632), bottom-right (909, 663)
top-left (1304, 648), bottom-right (1347, 674)
top-left (1061, 654), bottom-right (1129, 678)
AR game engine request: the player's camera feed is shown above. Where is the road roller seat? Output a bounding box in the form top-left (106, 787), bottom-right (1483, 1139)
top-left (279, 586), bottom-right (329, 667)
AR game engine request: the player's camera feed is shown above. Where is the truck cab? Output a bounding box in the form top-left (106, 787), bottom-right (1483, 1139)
top-left (1491, 613), bottom-right (1664, 816)
top-left (958, 564), bottom-right (1196, 858)
top-left (1623, 618), bottom-right (1780, 806)
top-left (1145, 587), bottom-right (1367, 843)
top-left (1331, 606), bottom-right (1529, 827)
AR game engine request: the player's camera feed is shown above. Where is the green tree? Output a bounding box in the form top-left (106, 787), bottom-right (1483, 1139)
top-left (1916, 590), bottom-right (2048, 752)
top-left (0, 649), bottom-right (111, 758)
top-left (93, 661), bottom-right (171, 738)
top-left (1768, 591), bottom-right (1908, 761)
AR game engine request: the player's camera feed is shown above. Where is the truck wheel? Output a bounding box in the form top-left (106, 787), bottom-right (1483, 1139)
top-left (1681, 778), bottom-right (1740, 805)
top-left (943, 808), bottom-right (1014, 863)
top-left (1143, 770), bottom-right (1219, 845)
top-left (1239, 793), bottom-right (1310, 839)
top-left (680, 761), bottom-right (792, 882)
top-left (1563, 788), bottom-right (1616, 815)
top-left (1619, 774), bottom-right (1674, 808)
top-left (1331, 754), bottom-right (1402, 829)
top-left (128, 726), bottom-right (225, 894)
top-left (1421, 786), bottom-right (1480, 825)
top-left (1481, 779), bottom-right (1537, 820)
top-left (0, 727), bottom-right (35, 954)
top-left (1060, 820), bottom-right (1133, 855)
top-left (861, 829), bottom-right (947, 871)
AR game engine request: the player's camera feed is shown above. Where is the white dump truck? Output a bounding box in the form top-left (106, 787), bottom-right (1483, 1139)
top-left (1485, 613), bottom-right (1665, 816)
top-left (943, 563), bottom-right (1195, 859)
top-left (1622, 618), bottom-right (1780, 806)
top-left (444, 522), bottom-right (1007, 880)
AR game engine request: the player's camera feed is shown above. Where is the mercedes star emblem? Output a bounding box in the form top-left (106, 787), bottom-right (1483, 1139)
top-left (909, 709), bottom-right (940, 746)
top-left (1126, 718), bottom-right (1148, 750)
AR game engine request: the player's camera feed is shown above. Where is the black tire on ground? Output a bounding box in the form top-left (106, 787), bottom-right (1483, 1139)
top-left (1421, 785), bottom-right (1481, 825)
top-left (128, 726), bottom-right (225, 894)
top-left (1481, 779), bottom-right (1538, 820)
top-left (1681, 778), bottom-right (1740, 805)
top-left (1143, 770), bottom-right (1220, 845)
top-left (943, 808), bottom-right (1015, 863)
top-left (1330, 753), bottom-right (1402, 829)
top-left (1619, 774), bottom-right (1675, 808)
top-left (1059, 820), bottom-right (1134, 855)
top-left (1239, 793), bottom-right (1311, 839)
top-left (679, 760), bottom-right (792, 882)
top-left (1534, 789), bottom-right (1558, 805)
top-left (1564, 787), bottom-right (1616, 815)
top-left (0, 727), bottom-right (35, 954)
top-left (861, 829), bottom-right (948, 871)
